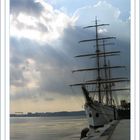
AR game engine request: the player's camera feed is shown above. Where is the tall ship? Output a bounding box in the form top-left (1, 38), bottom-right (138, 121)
top-left (70, 18), bottom-right (129, 129)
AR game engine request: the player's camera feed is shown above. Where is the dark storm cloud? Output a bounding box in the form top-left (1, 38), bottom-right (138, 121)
top-left (10, 0), bottom-right (44, 16)
top-left (61, 26), bottom-right (130, 77)
top-left (10, 86), bottom-right (55, 102)
top-left (10, 65), bottom-right (25, 87)
top-left (10, 35), bottom-right (78, 100)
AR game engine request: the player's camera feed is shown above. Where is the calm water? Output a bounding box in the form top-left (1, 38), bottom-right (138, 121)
top-left (10, 116), bottom-right (88, 140)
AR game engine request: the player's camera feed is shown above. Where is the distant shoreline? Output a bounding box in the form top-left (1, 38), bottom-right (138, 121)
top-left (10, 111), bottom-right (86, 117)
top-left (10, 109), bottom-right (130, 119)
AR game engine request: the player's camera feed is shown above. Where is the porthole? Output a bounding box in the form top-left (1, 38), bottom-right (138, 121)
top-left (96, 113), bottom-right (99, 117)
top-left (89, 113), bottom-right (92, 117)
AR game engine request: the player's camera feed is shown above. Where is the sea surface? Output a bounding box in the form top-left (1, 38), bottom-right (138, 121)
top-left (10, 116), bottom-right (88, 140)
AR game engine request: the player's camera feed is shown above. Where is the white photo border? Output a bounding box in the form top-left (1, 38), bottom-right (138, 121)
top-left (134, 0), bottom-right (140, 139)
top-left (1, 0), bottom-right (10, 140)
top-left (0, 0), bottom-right (139, 140)
top-left (1, 0), bottom-right (6, 140)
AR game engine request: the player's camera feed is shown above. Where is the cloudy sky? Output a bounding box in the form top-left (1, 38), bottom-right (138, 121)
top-left (10, 0), bottom-right (130, 113)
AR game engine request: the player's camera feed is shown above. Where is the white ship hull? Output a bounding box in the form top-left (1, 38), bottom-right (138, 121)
top-left (84, 101), bottom-right (117, 128)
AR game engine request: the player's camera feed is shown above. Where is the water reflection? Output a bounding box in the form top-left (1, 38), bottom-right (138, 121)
top-left (10, 116), bottom-right (88, 140)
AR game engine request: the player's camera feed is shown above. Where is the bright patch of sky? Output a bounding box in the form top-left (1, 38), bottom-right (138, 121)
top-left (46, 0), bottom-right (130, 20)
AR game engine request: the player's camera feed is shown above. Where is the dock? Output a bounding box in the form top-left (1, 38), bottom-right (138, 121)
top-left (81, 119), bottom-right (130, 140)
top-left (108, 119), bottom-right (130, 140)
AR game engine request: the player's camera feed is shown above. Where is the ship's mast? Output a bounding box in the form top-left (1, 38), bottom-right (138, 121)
top-left (79, 18), bottom-right (115, 103)
top-left (102, 40), bottom-right (109, 105)
top-left (108, 60), bottom-right (113, 105)
top-left (95, 19), bottom-right (101, 103)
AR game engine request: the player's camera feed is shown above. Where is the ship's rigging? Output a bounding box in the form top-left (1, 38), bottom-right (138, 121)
top-left (70, 18), bottom-right (129, 106)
